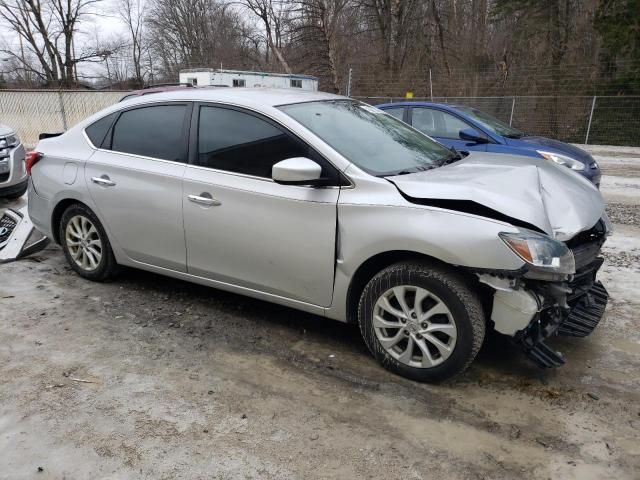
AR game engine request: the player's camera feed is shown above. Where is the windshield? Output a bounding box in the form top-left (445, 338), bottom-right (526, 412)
top-left (455, 106), bottom-right (524, 138)
top-left (278, 100), bottom-right (452, 176)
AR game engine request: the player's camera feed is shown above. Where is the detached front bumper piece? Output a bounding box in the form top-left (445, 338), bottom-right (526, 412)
top-left (0, 208), bottom-right (49, 263)
top-left (515, 280), bottom-right (609, 369)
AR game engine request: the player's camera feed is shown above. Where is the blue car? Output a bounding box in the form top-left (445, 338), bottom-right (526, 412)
top-left (377, 102), bottom-right (602, 186)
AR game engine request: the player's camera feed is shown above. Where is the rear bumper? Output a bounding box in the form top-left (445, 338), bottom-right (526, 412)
top-left (0, 177), bottom-right (28, 197)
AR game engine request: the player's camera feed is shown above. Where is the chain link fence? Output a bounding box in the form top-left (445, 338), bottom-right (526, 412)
top-left (355, 95), bottom-right (640, 147)
top-left (0, 90), bottom-right (126, 148)
top-left (1, 89), bottom-right (639, 148)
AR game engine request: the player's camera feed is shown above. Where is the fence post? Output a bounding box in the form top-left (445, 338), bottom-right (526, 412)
top-left (585, 96), bottom-right (597, 145)
top-left (509, 97), bottom-right (516, 126)
top-left (57, 90), bottom-right (68, 131)
top-left (429, 69), bottom-right (433, 101)
top-left (345, 68), bottom-right (352, 97)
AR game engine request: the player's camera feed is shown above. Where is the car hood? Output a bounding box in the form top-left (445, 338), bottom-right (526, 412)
top-left (506, 135), bottom-right (593, 164)
top-left (0, 123), bottom-right (15, 136)
top-left (388, 152), bottom-right (604, 240)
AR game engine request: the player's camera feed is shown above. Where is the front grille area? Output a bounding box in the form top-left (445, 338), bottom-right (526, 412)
top-left (558, 281), bottom-right (608, 337)
top-left (0, 172), bottom-right (8, 183)
top-left (0, 214), bottom-right (17, 246)
top-left (566, 219), bottom-right (606, 271)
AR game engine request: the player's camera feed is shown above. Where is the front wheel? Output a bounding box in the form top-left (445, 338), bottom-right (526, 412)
top-left (358, 261), bottom-right (485, 382)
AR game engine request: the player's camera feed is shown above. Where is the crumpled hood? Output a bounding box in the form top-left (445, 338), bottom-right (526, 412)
top-left (388, 152), bottom-right (604, 240)
top-left (0, 123), bottom-right (15, 136)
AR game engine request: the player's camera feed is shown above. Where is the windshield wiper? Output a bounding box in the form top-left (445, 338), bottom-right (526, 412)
top-left (504, 132), bottom-right (525, 139)
top-left (387, 165), bottom-right (437, 176)
top-left (438, 147), bottom-right (465, 166)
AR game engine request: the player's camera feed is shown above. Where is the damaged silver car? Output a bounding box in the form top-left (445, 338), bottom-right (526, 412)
top-left (27, 89), bottom-right (609, 382)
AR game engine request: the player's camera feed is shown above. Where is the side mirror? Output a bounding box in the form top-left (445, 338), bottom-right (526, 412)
top-left (272, 157), bottom-right (323, 185)
top-left (459, 128), bottom-right (489, 144)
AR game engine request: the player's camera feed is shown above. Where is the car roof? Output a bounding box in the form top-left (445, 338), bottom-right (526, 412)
top-left (120, 87), bottom-right (344, 108)
top-left (377, 101), bottom-right (466, 110)
top-left (122, 84), bottom-right (196, 98)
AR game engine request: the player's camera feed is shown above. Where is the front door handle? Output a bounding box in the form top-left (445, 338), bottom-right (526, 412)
top-left (187, 193), bottom-right (221, 207)
top-left (91, 175), bottom-right (116, 187)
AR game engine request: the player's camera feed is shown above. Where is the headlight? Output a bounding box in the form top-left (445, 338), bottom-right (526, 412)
top-left (537, 150), bottom-right (585, 171)
top-left (499, 230), bottom-right (575, 275)
top-left (5, 134), bottom-right (20, 147)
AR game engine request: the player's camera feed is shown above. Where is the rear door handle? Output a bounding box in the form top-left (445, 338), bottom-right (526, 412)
top-left (91, 175), bottom-right (116, 187)
top-left (187, 193), bottom-right (221, 207)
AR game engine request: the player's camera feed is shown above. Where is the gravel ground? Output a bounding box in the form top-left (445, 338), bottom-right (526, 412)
top-left (606, 203), bottom-right (640, 227)
top-left (1, 148), bottom-right (639, 479)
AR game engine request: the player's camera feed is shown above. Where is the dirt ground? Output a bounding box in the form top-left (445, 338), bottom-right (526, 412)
top-left (1, 148), bottom-right (639, 480)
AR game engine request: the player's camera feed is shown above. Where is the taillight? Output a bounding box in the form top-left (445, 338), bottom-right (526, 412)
top-left (25, 151), bottom-right (43, 175)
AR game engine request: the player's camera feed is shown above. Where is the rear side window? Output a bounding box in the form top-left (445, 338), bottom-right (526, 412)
top-left (85, 112), bottom-right (117, 148)
top-left (197, 106), bottom-right (309, 178)
top-left (110, 105), bottom-right (188, 162)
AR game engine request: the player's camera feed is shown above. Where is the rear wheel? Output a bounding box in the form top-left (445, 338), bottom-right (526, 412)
top-left (59, 204), bottom-right (118, 281)
top-left (358, 261), bottom-right (485, 382)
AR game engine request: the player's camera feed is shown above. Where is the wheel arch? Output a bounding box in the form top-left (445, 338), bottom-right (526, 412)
top-left (51, 198), bottom-right (92, 244)
top-left (344, 250), bottom-right (478, 324)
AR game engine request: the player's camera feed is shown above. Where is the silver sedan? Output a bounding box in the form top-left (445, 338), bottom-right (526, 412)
top-left (28, 89), bottom-right (609, 382)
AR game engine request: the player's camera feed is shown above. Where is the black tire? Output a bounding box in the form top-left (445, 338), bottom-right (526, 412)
top-left (358, 261), bottom-right (485, 383)
top-left (59, 203), bottom-right (119, 282)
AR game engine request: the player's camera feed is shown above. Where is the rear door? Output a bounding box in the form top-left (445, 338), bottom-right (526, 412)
top-left (409, 107), bottom-right (487, 152)
top-left (182, 104), bottom-right (341, 306)
top-left (84, 103), bottom-right (191, 271)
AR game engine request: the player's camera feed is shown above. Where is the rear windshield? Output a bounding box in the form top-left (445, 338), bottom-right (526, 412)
top-left (278, 100), bottom-right (451, 176)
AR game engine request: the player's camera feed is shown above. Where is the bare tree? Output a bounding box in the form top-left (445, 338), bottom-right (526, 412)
top-left (147, 0), bottom-right (252, 77)
top-left (118, 0), bottom-right (146, 87)
top-left (290, 0), bottom-right (349, 92)
top-left (0, 0), bottom-right (104, 86)
top-left (240, 0), bottom-right (292, 73)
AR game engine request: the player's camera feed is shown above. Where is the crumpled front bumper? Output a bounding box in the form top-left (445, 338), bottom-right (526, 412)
top-left (515, 280), bottom-right (608, 368)
top-left (484, 218), bottom-right (609, 368)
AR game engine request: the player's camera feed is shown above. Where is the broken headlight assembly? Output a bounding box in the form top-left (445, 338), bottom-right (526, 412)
top-left (499, 230), bottom-right (575, 278)
top-left (537, 150), bottom-right (585, 171)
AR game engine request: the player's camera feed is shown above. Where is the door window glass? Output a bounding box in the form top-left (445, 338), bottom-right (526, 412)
top-left (382, 107), bottom-right (405, 121)
top-left (197, 106), bottom-right (310, 178)
top-left (110, 105), bottom-right (188, 162)
top-left (412, 108), bottom-right (472, 139)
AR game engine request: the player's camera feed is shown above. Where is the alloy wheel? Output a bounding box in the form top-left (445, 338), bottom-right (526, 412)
top-left (65, 215), bottom-right (103, 272)
top-left (373, 285), bottom-right (458, 368)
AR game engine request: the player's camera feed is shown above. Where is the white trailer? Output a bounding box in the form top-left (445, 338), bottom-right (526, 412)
top-left (179, 69), bottom-right (319, 91)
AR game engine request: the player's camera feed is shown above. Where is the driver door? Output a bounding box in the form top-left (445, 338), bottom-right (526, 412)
top-left (182, 104), bottom-right (342, 307)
